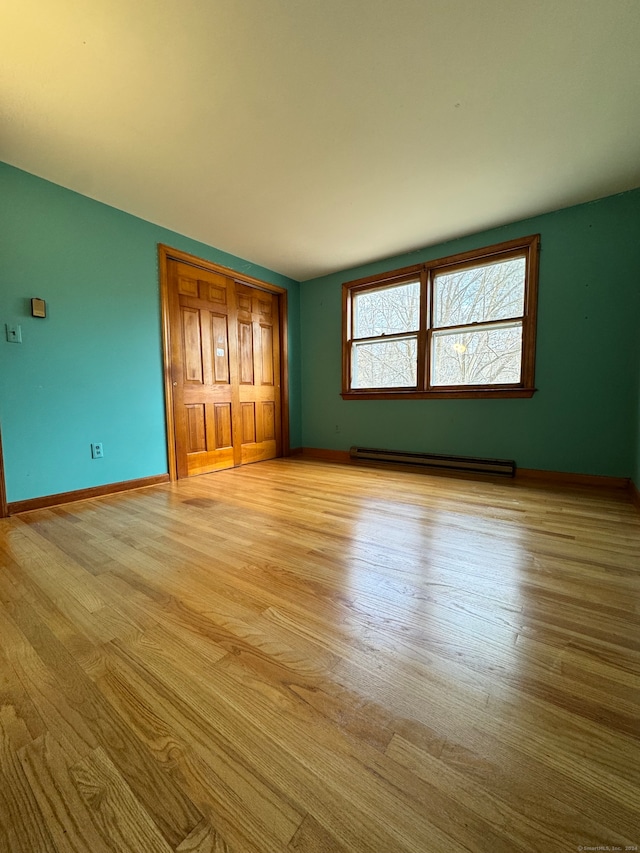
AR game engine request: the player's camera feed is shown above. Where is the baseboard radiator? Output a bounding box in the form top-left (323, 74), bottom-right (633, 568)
top-left (349, 446), bottom-right (516, 477)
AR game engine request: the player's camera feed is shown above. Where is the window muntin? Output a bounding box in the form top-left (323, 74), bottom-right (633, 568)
top-left (342, 235), bottom-right (539, 399)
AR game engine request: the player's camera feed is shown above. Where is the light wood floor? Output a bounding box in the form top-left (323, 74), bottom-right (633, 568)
top-left (0, 459), bottom-right (639, 853)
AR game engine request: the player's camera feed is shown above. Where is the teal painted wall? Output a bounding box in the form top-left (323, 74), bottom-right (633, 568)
top-left (0, 162), bottom-right (301, 503)
top-left (300, 189), bottom-right (640, 478)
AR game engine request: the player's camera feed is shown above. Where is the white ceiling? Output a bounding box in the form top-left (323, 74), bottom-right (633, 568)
top-left (2, 1), bottom-right (640, 281)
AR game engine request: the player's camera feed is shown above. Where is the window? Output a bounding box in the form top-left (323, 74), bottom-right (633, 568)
top-left (342, 235), bottom-right (540, 399)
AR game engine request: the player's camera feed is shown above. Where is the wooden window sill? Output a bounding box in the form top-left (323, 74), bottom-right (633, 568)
top-left (341, 388), bottom-right (537, 400)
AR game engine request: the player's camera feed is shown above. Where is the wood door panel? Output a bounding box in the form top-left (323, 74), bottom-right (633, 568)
top-left (241, 403), bottom-right (256, 444)
top-left (213, 403), bottom-right (233, 449)
top-left (181, 308), bottom-right (204, 384)
top-left (260, 325), bottom-right (274, 385)
top-left (240, 442), bottom-right (277, 464)
top-left (185, 404), bottom-right (207, 453)
top-left (237, 292), bottom-right (252, 313)
top-left (199, 273), bottom-right (228, 304)
top-left (252, 292), bottom-right (272, 315)
top-left (210, 314), bottom-right (230, 384)
top-left (186, 447), bottom-right (235, 476)
top-left (238, 321), bottom-right (254, 384)
top-left (204, 284), bottom-right (226, 303)
top-left (177, 276), bottom-right (199, 297)
top-left (262, 401), bottom-right (276, 441)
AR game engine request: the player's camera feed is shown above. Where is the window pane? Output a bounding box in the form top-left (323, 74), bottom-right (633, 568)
top-left (433, 257), bottom-right (526, 328)
top-left (354, 281), bottom-right (420, 338)
top-left (352, 336), bottom-right (417, 388)
top-left (431, 323), bottom-right (523, 386)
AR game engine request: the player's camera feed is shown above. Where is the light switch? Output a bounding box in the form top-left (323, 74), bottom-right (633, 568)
top-left (6, 324), bottom-right (22, 343)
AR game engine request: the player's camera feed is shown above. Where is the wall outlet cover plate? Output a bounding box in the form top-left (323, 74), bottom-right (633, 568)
top-left (6, 324), bottom-right (22, 343)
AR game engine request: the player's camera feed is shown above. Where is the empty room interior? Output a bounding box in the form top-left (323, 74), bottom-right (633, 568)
top-left (1, 2), bottom-right (640, 852)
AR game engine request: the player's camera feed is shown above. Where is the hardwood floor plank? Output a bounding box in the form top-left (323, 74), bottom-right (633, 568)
top-left (288, 814), bottom-right (351, 853)
top-left (0, 600), bottom-right (97, 763)
top-left (171, 746), bottom-right (288, 853)
top-left (176, 818), bottom-right (232, 852)
top-left (1, 548), bottom-right (101, 664)
top-left (0, 764), bottom-right (58, 853)
top-left (207, 653), bottom-right (523, 853)
top-left (20, 511), bottom-right (115, 576)
top-left (334, 647), bottom-right (640, 826)
top-left (19, 732), bottom-right (115, 853)
top-left (386, 732), bottom-right (635, 850)
top-left (1, 458), bottom-right (638, 852)
top-left (393, 706), bottom-right (640, 842)
top-left (105, 627), bottom-right (415, 852)
top-left (9, 518), bottom-right (107, 613)
top-left (108, 617), bottom-right (499, 853)
top-left (5, 600), bottom-right (204, 848)
top-left (95, 637), bottom-right (306, 849)
top-left (101, 564), bottom-right (341, 684)
top-left (69, 746), bottom-right (173, 853)
top-left (0, 643), bottom-right (46, 745)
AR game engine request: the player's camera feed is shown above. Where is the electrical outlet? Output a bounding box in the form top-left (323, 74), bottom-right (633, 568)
top-left (91, 442), bottom-right (104, 459)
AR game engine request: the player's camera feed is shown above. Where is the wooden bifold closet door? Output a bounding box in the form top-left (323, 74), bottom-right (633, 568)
top-left (168, 259), bottom-right (281, 478)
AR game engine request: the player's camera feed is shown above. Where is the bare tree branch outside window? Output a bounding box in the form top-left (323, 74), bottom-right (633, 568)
top-left (352, 282), bottom-right (419, 387)
top-left (431, 258), bottom-right (525, 386)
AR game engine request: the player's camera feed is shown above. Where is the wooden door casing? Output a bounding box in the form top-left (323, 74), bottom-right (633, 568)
top-left (0, 424), bottom-right (8, 518)
top-left (164, 252), bottom-right (284, 479)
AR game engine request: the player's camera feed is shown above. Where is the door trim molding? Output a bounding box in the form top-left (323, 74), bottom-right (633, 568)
top-left (158, 244), bottom-right (290, 481)
top-left (0, 424), bottom-right (8, 518)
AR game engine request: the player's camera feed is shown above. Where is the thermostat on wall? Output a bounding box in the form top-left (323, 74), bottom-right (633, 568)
top-left (31, 298), bottom-right (46, 318)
